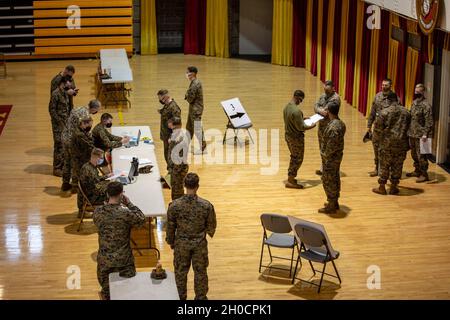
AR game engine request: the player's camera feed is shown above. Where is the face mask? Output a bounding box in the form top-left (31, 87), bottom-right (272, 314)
top-left (106, 123), bottom-right (113, 128)
top-left (65, 76), bottom-right (72, 82)
top-left (159, 100), bottom-right (165, 105)
top-left (414, 93), bottom-right (423, 100)
top-left (97, 158), bottom-right (104, 166)
top-left (84, 126), bottom-right (92, 132)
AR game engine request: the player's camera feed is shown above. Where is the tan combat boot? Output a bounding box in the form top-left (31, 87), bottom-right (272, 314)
top-left (318, 201), bottom-right (338, 214)
top-left (389, 184), bottom-right (400, 195)
top-left (372, 184), bottom-right (387, 195)
top-left (416, 173), bottom-right (430, 183)
top-left (369, 168), bottom-right (378, 177)
top-left (285, 177), bottom-right (304, 189)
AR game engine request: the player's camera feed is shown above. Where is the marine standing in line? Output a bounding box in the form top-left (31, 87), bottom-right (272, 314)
top-left (314, 80), bottom-right (341, 176)
top-left (319, 102), bottom-right (346, 214)
top-left (94, 181), bottom-right (146, 300)
top-left (50, 65), bottom-right (78, 109)
top-left (372, 92), bottom-right (410, 195)
top-left (166, 173), bottom-right (216, 300)
top-left (367, 79), bottom-right (400, 177)
top-left (185, 66), bottom-right (207, 154)
top-left (283, 90), bottom-right (316, 189)
top-left (406, 83), bottom-right (433, 183)
top-left (167, 117), bottom-right (190, 200)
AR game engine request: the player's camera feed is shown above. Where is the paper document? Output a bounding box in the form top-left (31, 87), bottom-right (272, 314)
top-left (106, 170), bottom-right (127, 181)
top-left (139, 158), bottom-right (152, 166)
top-left (119, 155), bottom-right (135, 160)
top-left (420, 138), bottom-right (432, 155)
top-left (304, 114), bottom-right (324, 127)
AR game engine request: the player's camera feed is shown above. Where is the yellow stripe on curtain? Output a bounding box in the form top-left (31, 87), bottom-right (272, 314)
top-left (366, 28), bottom-right (380, 117)
top-left (352, 0), bottom-right (365, 107)
top-left (305, 0), bottom-right (313, 71)
top-left (205, 0), bottom-right (229, 58)
top-left (141, 0), bottom-right (158, 55)
top-left (405, 47), bottom-right (419, 109)
top-left (272, 0), bottom-right (293, 66)
top-left (339, 0), bottom-right (349, 95)
top-left (316, 0), bottom-right (324, 78)
top-left (325, 0), bottom-right (335, 81)
top-left (387, 13), bottom-right (399, 88)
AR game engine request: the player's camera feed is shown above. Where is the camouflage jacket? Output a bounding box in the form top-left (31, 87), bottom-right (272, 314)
top-left (62, 106), bottom-right (89, 143)
top-left (408, 97), bottom-right (433, 139)
top-left (79, 162), bottom-right (109, 203)
top-left (185, 79), bottom-right (204, 117)
top-left (367, 91), bottom-right (400, 131)
top-left (168, 128), bottom-right (190, 170)
top-left (284, 102), bottom-right (314, 137)
top-left (49, 88), bottom-right (71, 127)
top-left (158, 99), bottom-right (181, 140)
top-left (92, 123), bottom-right (122, 151)
top-left (71, 129), bottom-right (94, 165)
top-left (314, 92), bottom-right (341, 130)
top-left (377, 104), bottom-right (411, 152)
top-left (94, 202), bottom-right (146, 267)
top-left (166, 194), bottom-right (216, 245)
top-left (321, 118), bottom-right (346, 161)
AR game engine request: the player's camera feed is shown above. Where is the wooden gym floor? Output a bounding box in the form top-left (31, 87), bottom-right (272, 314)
top-left (0, 54), bottom-right (449, 300)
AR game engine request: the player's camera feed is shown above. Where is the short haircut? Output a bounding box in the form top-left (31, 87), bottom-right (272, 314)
top-left (80, 116), bottom-right (93, 124)
top-left (184, 172), bottom-right (200, 189)
top-left (383, 78), bottom-right (393, 85)
top-left (387, 91), bottom-right (398, 102)
top-left (327, 102), bottom-right (340, 116)
top-left (416, 83), bottom-right (425, 90)
top-left (101, 113), bottom-right (113, 122)
top-left (187, 66), bottom-right (198, 74)
top-left (88, 99), bottom-right (101, 110)
top-left (168, 116), bottom-right (182, 126)
top-left (324, 80), bottom-right (334, 87)
top-left (157, 89), bottom-right (169, 96)
top-left (107, 181), bottom-right (123, 197)
top-left (91, 148), bottom-right (104, 157)
top-left (294, 90), bottom-right (305, 99)
top-left (65, 65), bottom-right (75, 73)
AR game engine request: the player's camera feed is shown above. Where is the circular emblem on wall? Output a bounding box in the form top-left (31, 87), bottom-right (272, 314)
top-left (416, 0), bottom-right (440, 34)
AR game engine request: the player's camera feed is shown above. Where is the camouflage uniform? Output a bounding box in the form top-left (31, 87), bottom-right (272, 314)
top-left (321, 118), bottom-right (346, 204)
top-left (168, 128), bottom-right (190, 200)
top-left (62, 107), bottom-right (89, 185)
top-left (283, 102), bottom-right (314, 178)
top-left (376, 103), bottom-right (411, 185)
top-left (49, 87), bottom-right (71, 172)
top-left (408, 97), bottom-right (433, 176)
top-left (158, 100), bottom-right (181, 168)
top-left (185, 79), bottom-right (206, 150)
top-left (314, 92), bottom-right (341, 151)
top-left (92, 123), bottom-right (123, 151)
top-left (51, 73), bottom-right (76, 109)
top-left (166, 194), bottom-right (217, 300)
top-left (94, 201), bottom-right (146, 300)
top-left (71, 129), bottom-right (95, 209)
top-left (367, 91), bottom-right (400, 170)
top-left (79, 162), bottom-right (109, 205)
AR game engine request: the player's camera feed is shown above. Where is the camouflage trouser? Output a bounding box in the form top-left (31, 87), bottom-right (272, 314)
top-left (321, 156), bottom-right (342, 202)
top-left (62, 140), bottom-right (74, 185)
top-left (97, 261), bottom-right (136, 300)
top-left (171, 164), bottom-right (188, 200)
top-left (285, 134), bottom-right (305, 178)
top-left (186, 114), bottom-right (206, 151)
top-left (372, 131), bottom-right (381, 169)
top-left (378, 148), bottom-right (406, 185)
top-left (409, 137), bottom-right (429, 175)
top-left (51, 120), bottom-right (64, 171)
top-left (174, 239), bottom-right (209, 300)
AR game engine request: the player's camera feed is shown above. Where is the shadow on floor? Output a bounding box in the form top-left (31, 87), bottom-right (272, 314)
top-left (65, 220), bottom-right (97, 235)
top-left (288, 278), bottom-right (339, 300)
top-left (301, 179), bottom-right (322, 189)
top-left (25, 147), bottom-right (52, 157)
top-left (396, 185), bottom-right (425, 196)
top-left (326, 205), bottom-right (351, 219)
top-left (46, 212), bottom-right (78, 225)
top-left (24, 164), bottom-right (53, 176)
top-left (258, 264), bottom-right (295, 286)
top-left (43, 186), bottom-right (69, 197)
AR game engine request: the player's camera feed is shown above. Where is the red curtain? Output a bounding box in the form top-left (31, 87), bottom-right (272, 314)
top-left (415, 33), bottom-right (429, 85)
top-left (184, 0), bottom-right (207, 55)
top-left (344, 0), bottom-right (358, 104)
top-left (311, 0), bottom-right (319, 76)
top-left (331, 0), bottom-right (342, 91)
top-left (395, 17), bottom-right (407, 105)
top-left (293, 0), bottom-right (307, 67)
top-left (376, 9), bottom-right (390, 90)
top-left (320, 0), bottom-right (329, 82)
top-left (358, 2), bottom-right (372, 115)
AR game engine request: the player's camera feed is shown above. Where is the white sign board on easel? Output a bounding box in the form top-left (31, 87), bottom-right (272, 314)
top-left (221, 98), bottom-right (252, 128)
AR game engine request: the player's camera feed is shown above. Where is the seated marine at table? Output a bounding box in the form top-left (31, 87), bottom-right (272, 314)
top-left (92, 113), bottom-right (130, 152)
top-left (94, 181), bottom-right (146, 300)
top-left (79, 148), bottom-right (111, 210)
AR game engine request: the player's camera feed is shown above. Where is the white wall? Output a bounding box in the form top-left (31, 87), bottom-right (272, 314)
top-left (239, 0), bottom-right (273, 55)
top-left (365, 0), bottom-right (450, 32)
